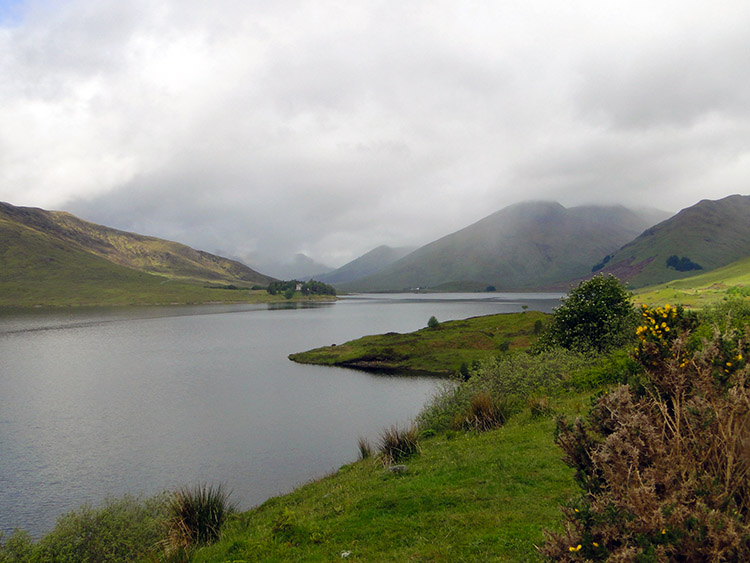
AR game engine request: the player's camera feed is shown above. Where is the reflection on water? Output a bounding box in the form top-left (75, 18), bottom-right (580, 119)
top-left (0, 293), bottom-right (560, 537)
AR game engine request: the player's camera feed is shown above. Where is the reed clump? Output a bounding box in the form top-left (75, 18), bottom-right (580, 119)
top-left (163, 483), bottom-right (236, 556)
top-left (378, 424), bottom-right (421, 465)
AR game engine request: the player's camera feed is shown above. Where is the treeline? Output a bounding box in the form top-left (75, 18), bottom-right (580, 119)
top-left (266, 280), bottom-right (336, 298)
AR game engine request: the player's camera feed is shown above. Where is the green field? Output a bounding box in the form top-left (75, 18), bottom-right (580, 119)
top-left (289, 311), bottom-right (548, 376)
top-left (634, 256), bottom-right (750, 308)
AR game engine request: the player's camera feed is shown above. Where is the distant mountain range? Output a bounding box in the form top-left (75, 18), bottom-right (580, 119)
top-left (338, 201), bottom-right (671, 292)
top-left (595, 194), bottom-right (750, 287)
top-left (3, 194), bottom-right (749, 306)
top-left (254, 253), bottom-right (333, 281)
top-left (315, 245), bottom-right (416, 285)
top-left (0, 201), bottom-right (274, 288)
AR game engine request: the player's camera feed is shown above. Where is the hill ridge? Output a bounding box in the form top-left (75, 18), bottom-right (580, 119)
top-left (0, 201), bottom-right (274, 286)
top-left (340, 201), bottom-right (667, 292)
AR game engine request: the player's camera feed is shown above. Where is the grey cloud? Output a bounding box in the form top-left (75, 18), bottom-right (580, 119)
top-left (4, 1), bottom-right (750, 270)
top-left (576, 22), bottom-right (750, 129)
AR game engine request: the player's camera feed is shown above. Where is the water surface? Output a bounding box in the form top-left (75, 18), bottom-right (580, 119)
top-left (0, 292), bottom-right (561, 536)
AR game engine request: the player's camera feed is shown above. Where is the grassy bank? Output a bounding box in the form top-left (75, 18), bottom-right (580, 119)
top-left (289, 311), bottom-right (548, 376)
top-left (192, 394), bottom-right (587, 562)
top-left (0, 279), bottom-right (336, 308)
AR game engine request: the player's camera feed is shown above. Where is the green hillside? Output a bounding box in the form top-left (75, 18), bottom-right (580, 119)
top-left (0, 202), bottom-right (273, 285)
top-left (0, 202), bottom-right (279, 306)
top-left (598, 194), bottom-right (750, 288)
top-left (340, 202), bottom-right (667, 292)
top-left (634, 255), bottom-right (750, 308)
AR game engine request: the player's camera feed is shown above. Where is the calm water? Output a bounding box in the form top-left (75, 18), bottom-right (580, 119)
top-left (0, 292), bottom-right (561, 537)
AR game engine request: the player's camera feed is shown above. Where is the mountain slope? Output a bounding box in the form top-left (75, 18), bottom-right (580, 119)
top-left (340, 201), bottom-right (666, 292)
top-left (596, 194), bottom-right (750, 287)
top-left (316, 245), bottom-right (416, 284)
top-left (634, 256), bottom-right (750, 308)
top-left (0, 202), bottom-right (274, 286)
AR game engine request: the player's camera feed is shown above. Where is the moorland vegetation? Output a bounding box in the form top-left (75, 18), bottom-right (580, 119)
top-left (2, 275), bottom-right (750, 561)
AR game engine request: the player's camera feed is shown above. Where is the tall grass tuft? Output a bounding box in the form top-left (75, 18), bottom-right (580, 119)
top-left (357, 436), bottom-right (373, 460)
top-left (454, 392), bottom-right (518, 431)
top-left (378, 424), bottom-right (421, 465)
top-left (164, 483), bottom-right (235, 555)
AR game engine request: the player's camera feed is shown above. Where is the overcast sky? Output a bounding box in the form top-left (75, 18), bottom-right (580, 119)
top-left (2, 1), bottom-right (749, 270)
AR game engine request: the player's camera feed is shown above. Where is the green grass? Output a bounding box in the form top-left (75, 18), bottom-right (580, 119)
top-left (190, 394), bottom-right (588, 563)
top-left (289, 311), bottom-right (548, 376)
top-left (0, 204), bottom-right (287, 307)
top-left (634, 256), bottom-right (750, 308)
top-left (0, 216), bottom-right (335, 307)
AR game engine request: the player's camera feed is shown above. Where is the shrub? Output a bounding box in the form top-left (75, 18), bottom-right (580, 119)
top-left (700, 297), bottom-right (750, 333)
top-left (33, 494), bottom-right (168, 563)
top-left (536, 274), bottom-right (637, 354)
top-left (541, 316), bottom-right (750, 561)
top-left (564, 349), bottom-right (642, 391)
top-left (0, 529), bottom-right (34, 562)
top-left (418, 349), bottom-right (590, 433)
top-left (378, 424), bottom-right (421, 465)
top-left (527, 395), bottom-right (554, 419)
top-left (164, 484), bottom-right (236, 555)
top-left (427, 315), bottom-right (440, 329)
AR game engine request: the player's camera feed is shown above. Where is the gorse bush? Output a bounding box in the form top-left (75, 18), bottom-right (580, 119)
top-left (542, 310), bottom-right (750, 561)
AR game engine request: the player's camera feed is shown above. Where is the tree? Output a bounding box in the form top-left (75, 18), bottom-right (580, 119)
top-left (537, 274), bottom-right (636, 353)
top-left (427, 316), bottom-right (440, 329)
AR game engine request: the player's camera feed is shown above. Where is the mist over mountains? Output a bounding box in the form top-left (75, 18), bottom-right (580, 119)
top-left (5, 194), bottom-right (750, 303)
top-left (337, 201), bottom-right (670, 292)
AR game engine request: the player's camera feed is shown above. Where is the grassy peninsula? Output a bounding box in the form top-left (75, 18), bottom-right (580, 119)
top-left (289, 311), bottom-right (548, 376)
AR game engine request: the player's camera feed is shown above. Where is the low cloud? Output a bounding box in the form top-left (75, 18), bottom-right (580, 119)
top-left (2, 1), bottom-right (749, 268)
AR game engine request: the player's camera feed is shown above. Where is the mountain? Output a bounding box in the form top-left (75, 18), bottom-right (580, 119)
top-left (0, 202), bottom-right (274, 294)
top-left (316, 245), bottom-right (416, 285)
top-left (595, 194), bottom-right (750, 287)
top-left (339, 201), bottom-right (669, 292)
top-left (252, 253), bottom-right (333, 281)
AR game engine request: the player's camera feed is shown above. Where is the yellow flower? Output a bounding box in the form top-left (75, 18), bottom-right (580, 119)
top-left (593, 542), bottom-right (599, 547)
top-left (661, 528), bottom-right (667, 535)
top-left (569, 544), bottom-right (582, 552)
top-left (726, 362), bottom-right (732, 367)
